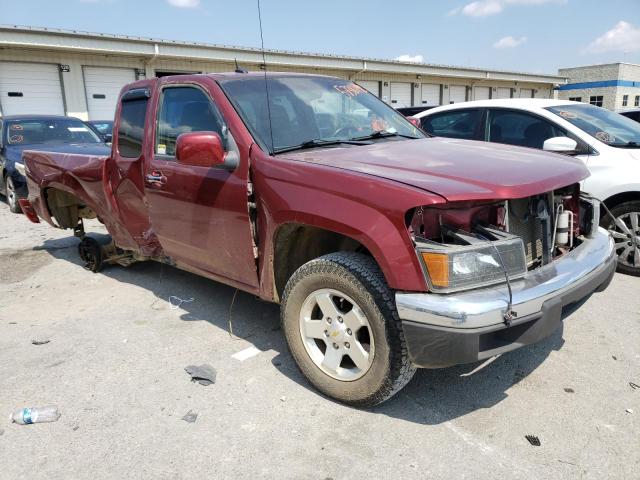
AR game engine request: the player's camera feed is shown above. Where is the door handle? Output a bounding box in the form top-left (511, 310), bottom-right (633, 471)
top-left (145, 171), bottom-right (167, 186)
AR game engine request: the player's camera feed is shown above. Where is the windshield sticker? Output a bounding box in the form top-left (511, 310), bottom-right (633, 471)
top-left (333, 84), bottom-right (366, 98)
top-left (9, 124), bottom-right (23, 131)
top-left (68, 127), bottom-right (88, 132)
top-left (595, 131), bottom-right (615, 143)
top-left (557, 110), bottom-right (577, 119)
top-left (157, 144), bottom-right (167, 155)
top-left (9, 134), bottom-right (24, 143)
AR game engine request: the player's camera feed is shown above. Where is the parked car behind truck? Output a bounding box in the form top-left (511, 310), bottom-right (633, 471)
top-left (20, 73), bottom-right (616, 405)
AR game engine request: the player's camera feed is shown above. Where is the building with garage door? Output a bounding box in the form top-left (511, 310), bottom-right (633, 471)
top-left (557, 63), bottom-right (640, 111)
top-left (0, 25), bottom-right (565, 121)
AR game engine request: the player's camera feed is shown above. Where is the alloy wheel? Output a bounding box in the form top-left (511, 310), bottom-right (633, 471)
top-left (299, 288), bottom-right (375, 381)
top-left (608, 211), bottom-right (640, 268)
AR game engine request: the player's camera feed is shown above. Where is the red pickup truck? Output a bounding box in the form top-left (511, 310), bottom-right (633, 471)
top-left (20, 72), bottom-right (616, 406)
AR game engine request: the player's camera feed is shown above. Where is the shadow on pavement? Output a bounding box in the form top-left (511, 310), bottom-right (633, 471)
top-left (38, 234), bottom-right (565, 425)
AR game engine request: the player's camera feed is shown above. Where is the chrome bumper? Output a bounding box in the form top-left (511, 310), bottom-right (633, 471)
top-left (396, 228), bottom-right (615, 330)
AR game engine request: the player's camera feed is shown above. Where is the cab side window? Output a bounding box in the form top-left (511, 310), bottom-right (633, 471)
top-left (421, 109), bottom-right (483, 140)
top-left (118, 95), bottom-right (148, 158)
top-left (156, 86), bottom-right (225, 157)
top-left (487, 110), bottom-right (562, 149)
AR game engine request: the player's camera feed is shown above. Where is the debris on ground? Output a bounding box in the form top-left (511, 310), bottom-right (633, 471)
top-left (564, 388), bottom-right (575, 393)
top-left (626, 408), bottom-right (634, 414)
top-left (182, 410), bottom-right (198, 423)
top-left (630, 382), bottom-right (639, 390)
top-left (612, 355), bottom-right (618, 360)
top-left (31, 339), bottom-right (50, 345)
top-left (525, 435), bottom-right (541, 446)
top-left (11, 406), bottom-right (60, 424)
top-left (280, 396), bottom-right (287, 402)
top-left (169, 295), bottom-right (194, 310)
top-left (184, 364), bottom-right (217, 386)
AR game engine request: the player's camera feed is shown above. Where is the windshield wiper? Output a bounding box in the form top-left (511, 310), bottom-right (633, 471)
top-left (613, 141), bottom-right (640, 148)
top-left (350, 130), bottom-right (420, 141)
top-left (273, 138), bottom-right (372, 154)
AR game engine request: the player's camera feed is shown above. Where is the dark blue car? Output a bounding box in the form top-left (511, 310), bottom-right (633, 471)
top-left (0, 115), bottom-right (111, 213)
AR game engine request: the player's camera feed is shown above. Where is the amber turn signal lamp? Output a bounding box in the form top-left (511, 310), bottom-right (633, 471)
top-left (421, 252), bottom-right (449, 288)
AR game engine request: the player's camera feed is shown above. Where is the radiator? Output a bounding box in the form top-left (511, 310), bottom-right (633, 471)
top-left (507, 197), bottom-right (544, 266)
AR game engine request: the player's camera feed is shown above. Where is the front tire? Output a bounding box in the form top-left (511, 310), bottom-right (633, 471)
top-left (5, 176), bottom-right (22, 214)
top-left (601, 201), bottom-right (640, 276)
top-left (281, 252), bottom-right (416, 406)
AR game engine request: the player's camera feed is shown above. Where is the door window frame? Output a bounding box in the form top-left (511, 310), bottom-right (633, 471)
top-left (484, 107), bottom-right (595, 155)
top-left (153, 82), bottom-right (228, 162)
top-left (421, 108), bottom-right (486, 141)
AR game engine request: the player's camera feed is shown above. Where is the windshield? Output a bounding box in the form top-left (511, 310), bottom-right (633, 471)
top-left (6, 118), bottom-right (103, 146)
top-left (546, 104), bottom-right (640, 147)
top-left (218, 75), bottom-right (424, 153)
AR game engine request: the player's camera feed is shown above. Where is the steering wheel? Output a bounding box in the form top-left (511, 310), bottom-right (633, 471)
top-left (333, 126), bottom-right (360, 138)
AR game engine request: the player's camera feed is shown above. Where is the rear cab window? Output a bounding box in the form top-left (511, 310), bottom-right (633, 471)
top-left (117, 89), bottom-right (150, 158)
top-left (421, 109), bottom-right (484, 140)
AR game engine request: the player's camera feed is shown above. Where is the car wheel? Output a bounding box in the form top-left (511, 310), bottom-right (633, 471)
top-left (5, 176), bottom-right (22, 214)
top-left (601, 201), bottom-right (640, 276)
top-left (281, 252), bottom-right (416, 406)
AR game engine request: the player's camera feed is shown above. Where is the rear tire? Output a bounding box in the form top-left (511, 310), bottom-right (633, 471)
top-left (601, 201), bottom-right (640, 277)
top-left (281, 252), bottom-right (416, 407)
top-left (5, 176), bottom-right (22, 214)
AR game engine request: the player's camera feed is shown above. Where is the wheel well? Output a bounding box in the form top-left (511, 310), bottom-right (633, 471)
top-left (273, 223), bottom-right (371, 300)
top-left (602, 191), bottom-right (640, 216)
top-left (45, 188), bottom-right (96, 229)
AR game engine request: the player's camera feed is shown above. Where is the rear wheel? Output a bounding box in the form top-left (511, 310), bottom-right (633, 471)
top-left (602, 201), bottom-right (640, 276)
top-left (281, 252), bottom-right (416, 406)
top-left (5, 176), bottom-right (22, 214)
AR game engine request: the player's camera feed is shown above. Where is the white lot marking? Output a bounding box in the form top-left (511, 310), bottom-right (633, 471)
top-left (231, 346), bottom-right (261, 361)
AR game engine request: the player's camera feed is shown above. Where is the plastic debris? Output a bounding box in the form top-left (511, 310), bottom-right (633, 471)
top-left (169, 295), bottom-right (194, 310)
top-left (525, 435), bottom-right (541, 446)
top-left (11, 406), bottom-right (60, 425)
top-left (626, 408), bottom-right (634, 414)
top-left (185, 364), bottom-right (217, 386)
top-left (182, 410), bottom-right (198, 423)
top-left (31, 339), bottom-right (50, 346)
top-left (280, 396), bottom-right (287, 402)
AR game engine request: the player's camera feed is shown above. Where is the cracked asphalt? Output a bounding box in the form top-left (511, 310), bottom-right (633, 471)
top-left (0, 200), bottom-right (638, 479)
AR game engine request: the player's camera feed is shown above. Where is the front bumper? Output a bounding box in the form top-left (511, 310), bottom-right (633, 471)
top-left (396, 228), bottom-right (616, 368)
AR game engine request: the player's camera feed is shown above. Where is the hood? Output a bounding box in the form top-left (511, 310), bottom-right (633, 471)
top-left (280, 137), bottom-right (589, 202)
top-left (4, 143), bottom-right (110, 165)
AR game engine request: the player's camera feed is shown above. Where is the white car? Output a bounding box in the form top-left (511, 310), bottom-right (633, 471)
top-left (414, 99), bottom-right (640, 276)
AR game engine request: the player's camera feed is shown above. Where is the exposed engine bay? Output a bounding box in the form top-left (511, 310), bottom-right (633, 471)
top-left (407, 184), bottom-right (600, 293)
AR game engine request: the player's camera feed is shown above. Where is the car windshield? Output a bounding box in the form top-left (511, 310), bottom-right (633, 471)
top-left (218, 75), bottom-right (424, 153)
top-left (6, 118), bottom-right (102, 146)
top-left (546, 104), bottom-right (640, 147)
top-left (89, 122), bottom-right (113, 135)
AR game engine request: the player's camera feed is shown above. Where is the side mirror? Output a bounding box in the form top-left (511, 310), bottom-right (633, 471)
top-left (103, 133), bottom-right (113, 143)
top-left (543, 136), bottom-right (578, 153)
top-left (176, 132), bottom-right (226, 168)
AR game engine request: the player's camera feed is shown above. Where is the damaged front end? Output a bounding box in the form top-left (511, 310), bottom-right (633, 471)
top-left (406, 184), bottom-right (599, 296)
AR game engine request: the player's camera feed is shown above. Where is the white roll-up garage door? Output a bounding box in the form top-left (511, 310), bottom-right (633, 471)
top-left (84, 67), bottom-right (136, 121)
top-left (390, 82), bottom-right (412, 108)
top-left (519, 88), bottom-right (533, 98)
top-left (535, 88), bottom-right (550, 99)
top-left (0, 62), bottom-right (65, 116)
top-left (474, 86), bottom-right (491, 100)
top-left (495, 87), bottom-right (512, 99)
top-left (449, 85), bottom-right (467, 104)
top-left (421, 84), bottom-right (441, 106)
top-left (356, 80), bottom-right (380, 97)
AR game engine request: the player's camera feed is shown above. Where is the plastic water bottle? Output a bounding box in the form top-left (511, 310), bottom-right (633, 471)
top-left (10, 406), bottom-right (60, 425)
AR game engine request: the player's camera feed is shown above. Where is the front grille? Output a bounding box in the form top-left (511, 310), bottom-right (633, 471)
top-left (508, 198), bottom-right (544, 266)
